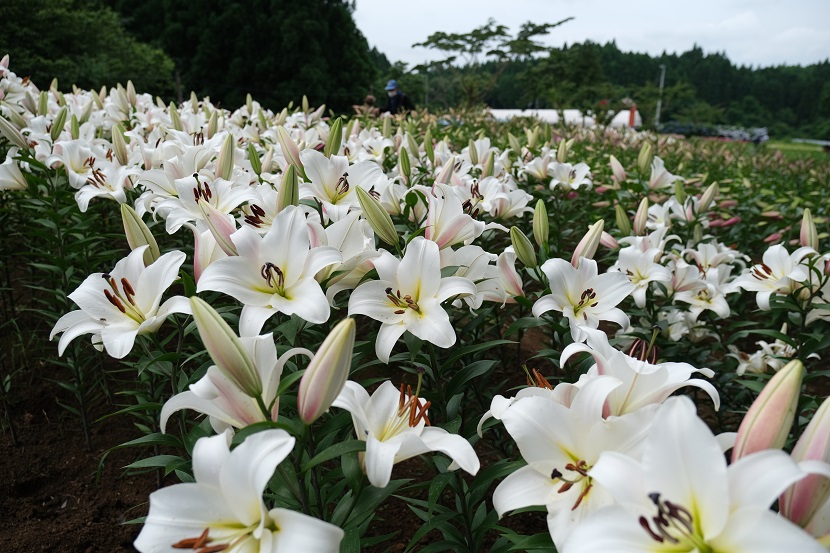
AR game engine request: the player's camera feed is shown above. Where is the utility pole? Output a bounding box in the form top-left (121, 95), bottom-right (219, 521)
top-left (655, 64), bottom-right (666, 128)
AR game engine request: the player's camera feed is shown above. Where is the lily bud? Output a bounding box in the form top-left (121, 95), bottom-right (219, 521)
top-left (510, 227), bottom-right (537, 268)
top-left (207, 109), bottom-right (218, 139)
top-left (168, 102), bottom-right (183, 131)
top-left (275, 107), bottom-right (288, 126)
top-left (801, 208), bottom-right (819, 250)
top-left (112, 125), bottom-right (129, 166)
top-left (38, 90), bottom-right (48, 116)
top-left (216, 133), bottom-right (235, 181)
top-left (50, 106), bottom-right (67, 142)
top-left (190, 297), bottom-right (262, 398)
top-left (637, 142), bottom-right (653, 174)
top-left (532, 199), bottom-right (549, 248)
top-left (481, 151), bottom-right (495, 178)
top-left (70, 114), bottom-right (80, 140)
top-left (324, 117), bottom-right (343, 158)
top-left (126, 80), bottom-right (137, 108)
top-left (197, 200), bottom-right (238, 256)
top-left (79, 99), bottom-right (93, 125)
top-left (781, 395), bottom-right (830, 527)
top-left (121, 204), bottom-right (160, 265)
top-left (692, 223), bottom-right (703, 245)
top-left (247, 143), bottom-right (262, 176)
top-left (633, 197), bottom-right (649, 235)
top-left (468, 139), bottom-right (479, 166)
top-left (424, 129), bottom-right (435, 165)
top-left (571, 220), bottom-right (604, 267)
top-left (508, 132), bottom-right (521, 154)
top-left (356, 186), bottom-right (398, 246)
top-left (297, 317), bottom-right (356, 424)
top-left (345, 119), bottom-right (356, 140)
top-left (382, 116), bottom-right (392, 138)
top-left (302, 95), bottom-right (310, 114)
top-left (674, 179), bottom-right (687, 205)
top-left (615, 203), bottom-right (632, 236)
top-left (435, 156), bottom-right (455, 185)
top-left (0, 115), bottom-right (29, 150)
top-left (399, 146), bottom-right (411, 182)
top-left (526, 127), bottom-right (539, 149)
top-left (246, 93), bottom-right (253, 116)
top-left (276, 164), bottom-right (299, 212)
top-left (609, 154), bottom-right (626, 183)
top-left (406, 133), bottom-right (419, 162)
top-left (261, 147), bottom-right (274, 174)
top-left (698, 181), bottom-right (719, 214)
top-left (257, 109), bottom-right (268, 130)
top-left (600, 231), bottom-right (619, 250)
top-left (556, 138), bottom-right (568, 164)
top-left (732, 359), bottom-right (804, 462)
top-left (277, 126), bottom-right (303, 171)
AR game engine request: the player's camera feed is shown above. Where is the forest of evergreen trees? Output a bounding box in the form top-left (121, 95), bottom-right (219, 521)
top-left (1, 0), bottom-right (828, 138)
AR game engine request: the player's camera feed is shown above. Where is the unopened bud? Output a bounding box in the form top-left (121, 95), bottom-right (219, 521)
top-left (70, 114), bottom-right (79, 140)
top-left (111, 125), bottom-right (129, 166)
top-left (556, 138), bottom-right (568, 164)
top-left (382, 116), bottom-right (392, 138)
top-left (324, 117), bottom-right (343, 158)
top-left (732, 359), bottom-right (803, 462)
top-left (481, 151), bottom-right (495, 178)
top-left (637, 142), bottom-right (653, 174)
top-left (510, 227), bottom-right (537, 268)
top-left (247, 143), bottom-right (262, 175)
top-left (399, 146), bottom-right (411, 182)
top-left (674, 179), bottom-right (687, 205)
top-left (435, 156), bottom-right (455, 185)
top-left (216, 133), bottom-right (235, 181)
top-left (571, 220), bottom-right (604, 267)
top-left (532, 199), bottom-right (548, 247)
top-left (609, 154), bottom-right (626, 183)
top-left (277, 164), bottom-right (299, 212)
top-left (190, 297), bottom-right (262, 398)
top-left (246, 93), bottom-right (253, 115)
top-left (526, 127), bottom-right (538, 149)
top-left (50, 106), bottom-right (67, 142)
top-left (302, 95), bottom-right (310, 114)
top-left (198, 200), bottom-right (238, 256)
top-left (615, 203), bottom-right (632, 236)
top-left (0, 115), bottom-right (29, 150)
top-left (207, 109), bottom-right (218, 139)
top-left (406, 133), bottom-right (419, 162)
top-left (38, 90), bottom-right (48, 116)
top-left (508, 132), bottom-right (521, 154)
top-left (600, 231), bottom-right (619, 250)
top-left (801, 208), bottom-right (819, 250)
top-left (297, 318), bottom-right (356, 424)
top-left (633, 197), bottom-right (649, 235)
top-left (126, 80), bottom-right (137, 108)
top-left (356, 187), bottom-right (398, 246)
top-left (121, 204), bottom-right (160, 265)
top-left (698, 181), bottom-right (719, 214)
top-left (277, 126), bottom-right (303, 172)
top-left (424, 129), bottom-right (435, 165)
top-left (468, 139), bottom-right (479, 166)
top-left (168, 102), bottom-right (183, 131)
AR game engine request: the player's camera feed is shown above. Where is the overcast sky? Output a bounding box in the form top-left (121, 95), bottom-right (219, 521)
top-left (353, 0), bottom-right (830, 70)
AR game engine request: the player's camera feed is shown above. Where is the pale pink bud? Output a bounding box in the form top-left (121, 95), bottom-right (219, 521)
top-left (801, 208), bottom-right (819, 250)
top-left (297, 318), bottom-right (356, 424)
top-left (435, 156), bottom-right (456, 185)
top-left (567, 191), bottom-right (579, 200)
top-left (732, 359), bottom-right (804, 462)
top-left (781, 396), bottom-right (830, 527)
top-left (698, 181), bottom-right (719, 213)
top-left (721, 216), bottom-right (741, 227)
top-left (609, 154), bottom-right (626, 183)
top-left (571, 220), bottom-right (604, 267)
top-left (600, 231), bottom-right (618, 250)
top-left (497, 251), bottom-right (524, 298)
top-left (719, 199), bottom-right (738, 209)
top-left (595, 186), bottom-right (609, 194)
top-left (277, 126), bottom-right (303, 171)
top-left (197, 199), bottom-right (238, 256)
top-left (633, 197), bottom-right (649, 236)
top-left (764, 232), bottom-right (783, 243)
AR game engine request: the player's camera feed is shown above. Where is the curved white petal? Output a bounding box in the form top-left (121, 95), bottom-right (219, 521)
top-left (365, 434), bottom-right (401, 488)
top-left (266, 508), bottom-right (344, 552)
top-left (375, 323), bottom-right (407, 363)
top-left (418, 427), bottom-right (480, 475)
top-left (493, 465), bottom-right (555, 516)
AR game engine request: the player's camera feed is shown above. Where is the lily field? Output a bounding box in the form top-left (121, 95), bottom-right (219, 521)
top-left (2, 55), bottom-right (830, 552)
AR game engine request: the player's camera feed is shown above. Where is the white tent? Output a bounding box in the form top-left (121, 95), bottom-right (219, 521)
top-left (488, 108), bottom-right (640, 128)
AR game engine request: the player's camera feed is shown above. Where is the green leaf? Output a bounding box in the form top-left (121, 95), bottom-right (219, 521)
top-left (303, 440), bottom-right (366, 472)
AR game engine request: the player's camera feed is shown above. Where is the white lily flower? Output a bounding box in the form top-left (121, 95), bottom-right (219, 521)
top-left (159, 173), bottom-right (258, 234)
top-left (611, 247), bottom-right (672, 308)
top-left (160, 333), bottom-right (312, 433)
top-left (559, 328), bottom-right (720, 415)
top-left (550, 161), bottom-right (592, 191)
top-left (675, 282), bottom-right (731, 320)
top-left (73, 159), bottom-right (139, 212)
top-left (348, 236), bottom-right (475, 363)
top-left (493, 377), bottom-right (658, 549)
top-left (733, 244), bottom-right (815, 309)
top-left (197, 205), bottom-right (341, 336)
top-left (421, 183), bottom-right (490, 250)
top-left (134, 430), bottom-right (344, 553)
top-left (50, 246), bottom-right (189, 359)
top-left (533, 258), bottom-right (634, 342)
top-left (332, 380), bottom-right (480, 488)
top-left (564, 397), bottom-right (822, 553)
top-left (0, 148), bottom-right (27, 190)
top-left (648, 156), bottom-right (683, 190)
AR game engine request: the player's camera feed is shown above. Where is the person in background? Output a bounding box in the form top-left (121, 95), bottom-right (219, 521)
top-left (380, 80), bottom-right (415, 115)
top-left (353, 94), bottom-right (379, 116)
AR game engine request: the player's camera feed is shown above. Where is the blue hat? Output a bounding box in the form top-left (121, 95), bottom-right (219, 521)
top-left (384, 79), bottom-right (398, 91)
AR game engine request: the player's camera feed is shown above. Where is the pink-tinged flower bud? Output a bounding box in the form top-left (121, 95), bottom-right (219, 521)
top-left (732, 359), bottom-right (804, 462)
top-left (0, 115), bottom-right (29, 150)
top-left (781, 395), bottom-right (830, 527)
top-left (825, 257), bottom-right (830, 277)
top-left (126, 80), bottom-right (137, 108)
top-left (571, 220), bottom-right (604, 267)
top-left (719, 199), bottom-right (738, 208)
top-left (498, 250), bottom-right (524, 298)
top-left (121, 204), bottom-right (160, 265)
top-left (435, 156), bottom-right (456, 185)
top-left (633, 197), bottom-right (649, 236)
top-left (592, 200), bottom-right (610, 208)
top-left (801, 208), bottom-right (819, 250)
top-left (197, 199), bottom-right (238, 256)
top-left (609, 154), bottom-right (626, 183)
top-left (615, 203), bottom-right (632, 236)
top-left (600, 231), bottom-right (618, 250)
top-left (595, 186), bottom-right (608, 194)
top-left (510, 226), bottom-right (537, 268)
top-left (297, 318), bottom-right (356, 424)
top-left (277, 126), bottom-right (303, 172)
top-left (721, 216), bottom-right (741, 227)
top-left (698, 181), bottom-right (719, 213)
top-left (568, 191), bottom-right (579, 200)
top-left (762, 210), bottom-right (783, 219)
top-left (764, 232), bottom-right (783, 243)
top-left (190, 297), bottom-right (262, 398)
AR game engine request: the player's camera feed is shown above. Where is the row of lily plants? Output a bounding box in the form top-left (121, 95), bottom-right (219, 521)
top-left (2, 52), bottom-right (830, 552)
